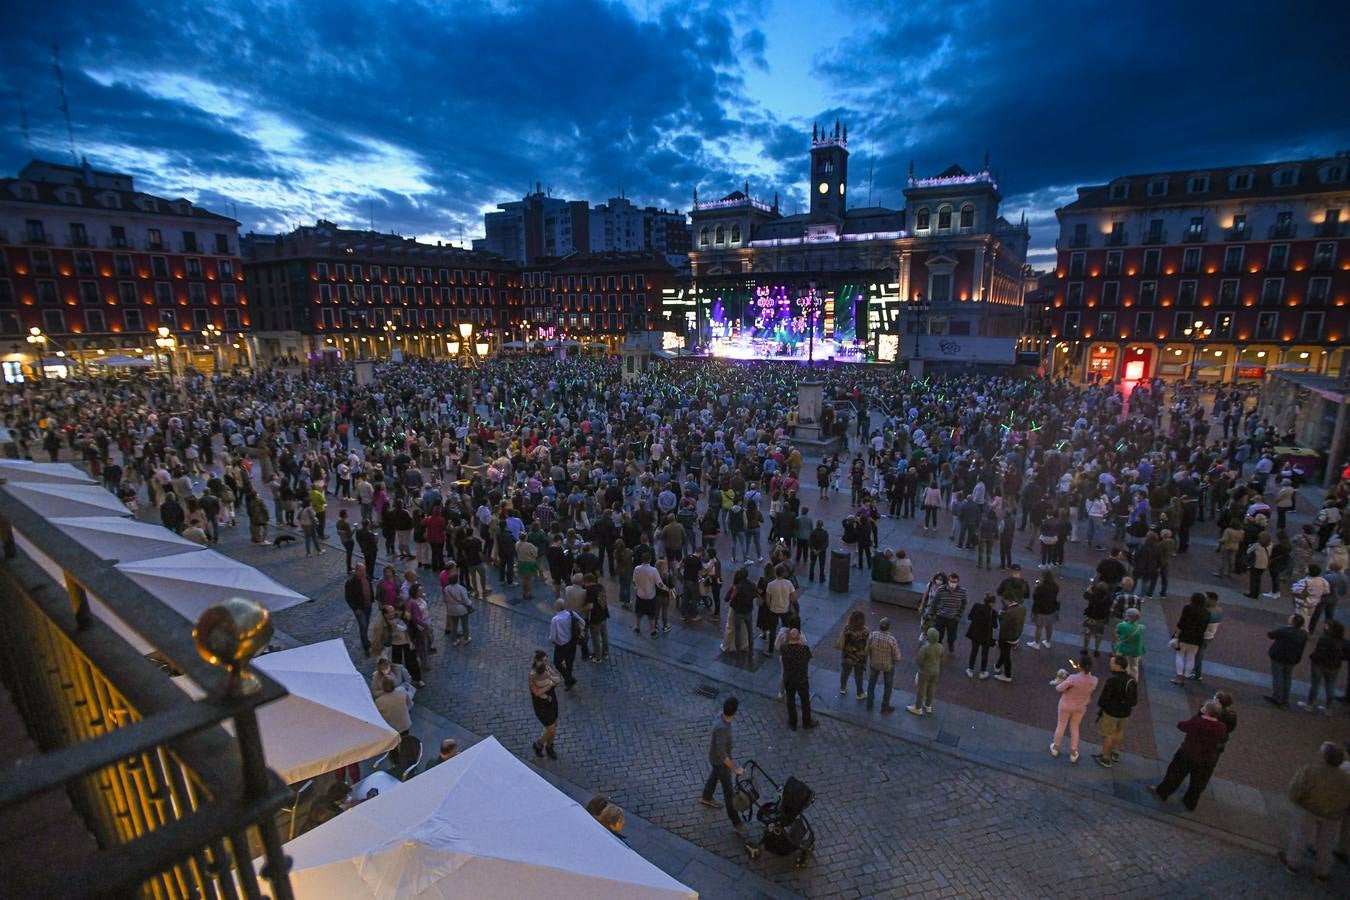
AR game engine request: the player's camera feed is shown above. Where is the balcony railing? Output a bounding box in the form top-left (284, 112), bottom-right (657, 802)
top-left (108, 237), bottom-right (130, 250)
top-left (1268, 223), bottom-right (1297, 239)
top-left (25, 232), bottom-right (49, 245)
top-left (1315, 221), bottom-right (1346, 238)
top-left (1182, 227), bottom-right (1208, 243)
top-left (66, 234), bottom-right (92, 248)
top-left (1225, 225), bottom-right (1250, 241)
top-left (1142, 228), bottom-right (1168, 245)
top-left (1104, 231), bottom-right (1128, 247)
top-left (0, 491), bottom-right (294, 900)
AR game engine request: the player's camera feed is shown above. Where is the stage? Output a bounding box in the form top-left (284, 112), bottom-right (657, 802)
top-left (705, 335), bottom-right (869, 363)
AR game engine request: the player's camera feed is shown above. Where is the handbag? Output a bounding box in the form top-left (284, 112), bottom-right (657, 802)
top-left (1168, 635), bottom-right (1180, 650)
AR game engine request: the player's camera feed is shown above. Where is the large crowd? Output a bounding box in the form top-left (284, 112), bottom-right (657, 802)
top-left (4, 353), bottom-right (1350, 880)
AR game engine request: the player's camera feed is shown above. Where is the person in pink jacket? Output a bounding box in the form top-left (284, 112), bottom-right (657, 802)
top-left (1050, 655), bottom-right (1099, 763)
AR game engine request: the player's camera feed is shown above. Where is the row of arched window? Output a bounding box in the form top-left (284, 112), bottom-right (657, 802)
top-left (698, 224), bottom-right (742, 247)
top-left (914, 203), bottom-right (975, 232)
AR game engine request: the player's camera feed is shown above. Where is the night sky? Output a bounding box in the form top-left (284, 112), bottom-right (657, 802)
top-left (3, 0), bottom-right (1348, 267)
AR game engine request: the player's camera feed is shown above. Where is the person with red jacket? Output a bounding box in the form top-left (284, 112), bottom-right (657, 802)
top-left (1148, 699), bottom-right (1232, 811)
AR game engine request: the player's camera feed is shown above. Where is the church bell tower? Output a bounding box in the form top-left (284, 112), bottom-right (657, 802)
top-left (809, 120), bottom-right (849, 220)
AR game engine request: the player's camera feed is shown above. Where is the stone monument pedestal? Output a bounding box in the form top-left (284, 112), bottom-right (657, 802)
top-left (787, 378), bottom-right (840, 453)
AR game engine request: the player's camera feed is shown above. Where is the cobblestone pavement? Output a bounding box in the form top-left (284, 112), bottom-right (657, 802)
top-left (257, 550), bottom-right (1323, 899)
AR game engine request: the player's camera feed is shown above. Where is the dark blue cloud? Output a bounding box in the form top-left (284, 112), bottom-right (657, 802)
top-left (1, 0), bottom-right (1345, 259)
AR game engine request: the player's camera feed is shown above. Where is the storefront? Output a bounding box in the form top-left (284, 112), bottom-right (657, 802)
top-left (1236, 346), bottom-right (1277, 381)
top-left (1085, 343), bottom-right (1118, 381)
top-left (1119, 345), bottom-right (1155, 382)
top-left (1156, 344), bottom-right (1192, 379)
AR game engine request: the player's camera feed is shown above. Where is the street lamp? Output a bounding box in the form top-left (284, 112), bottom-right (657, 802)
top-left (1183, 320), bottom-right (1213, 381)
top-left (201, 323), bottom-right (222, 372)
top-left (909, 292), bottom-right (931, 375)
top-left (155, 325), bottom-right (179, 384)
top-left (26, 326), bottom-right (48, 380)
top-left (383, 321), bottom-right (399, 358)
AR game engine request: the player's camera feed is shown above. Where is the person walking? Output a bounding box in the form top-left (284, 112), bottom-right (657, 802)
top-left (549, 599), bottom-right (583, 690)
top-left (344, 564), bottom-right (374, 656)
top-left (992, 590), bottom-right (1026, 683)
top-left (929, 573), bottom-right (968, 653)
top-left (965, 592), bottom-right (998, 678)
top-left (529, 650), bottom-right (562, 760)
top-left (1049, 655), bottom-right (1098, 764)
top-left (908, 627), bottom-right (945, 716)
top-left (442, 570), bottom-right (472, 647)
top-left (631, 554), bottom-right (668, 638)
top-left (1170, 592), bottom-right (1210, 684)
top-left (698, 696), bottom-right (749, 837)
top-left (1093, 654), bottom-right (1139, 768)
top-left (1148, 699), bottom-right (1231, 812)
top-left (865, 618), bottom-right (901, 712)
top-left (836, 609), bottom-right (869, 699)
top-left (1266, 613), bottom-right (1309, 707)
top-left (780, 629), bottom-right (818, 730)
top-left (1278, 741), bottom-right (1350, 882)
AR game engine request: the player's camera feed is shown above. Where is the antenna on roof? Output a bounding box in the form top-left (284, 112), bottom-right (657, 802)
top-left (867, 157), bottom-right (874, 207)
top-left (51, 44), bottom-right (78, 164)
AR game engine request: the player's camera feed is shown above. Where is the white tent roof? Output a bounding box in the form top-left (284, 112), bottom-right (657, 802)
top-left (177, 641), bottom-right (398, 784)
top-left (2, 481), bottom-right (131, 517)
top-left (50, 516), bottom-right (205, 563)
top-left (281, 736), bottom-right (697, 900)
top-left (0, 460), bottom-right (97, 484)
top-left (117, 549), bottom-right (309, 622)
top-left (92, 353), bottom-right (155, 368)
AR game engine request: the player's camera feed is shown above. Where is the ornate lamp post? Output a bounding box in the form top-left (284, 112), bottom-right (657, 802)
top-left (201, 323), bottom-right (222, 372)
top-left (155, 326), bottom-right (178, 383)
top-left (382, 320), bottom-right (399, 358)
top-left (26, 326), bottom-right (48, 380)
top-left (1183, 320), bottom-right (1213, 382)
top-left (909, 292), bottom-right (931, 375)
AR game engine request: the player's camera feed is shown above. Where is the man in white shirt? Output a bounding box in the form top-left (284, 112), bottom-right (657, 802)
top-left (763, 565), bottom-right (796, 656)
top-left (549, 599), bottom-right (582, 689)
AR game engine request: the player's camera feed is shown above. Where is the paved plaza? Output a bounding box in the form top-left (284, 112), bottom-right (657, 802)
top-left (151, 430), bottom-right (1350, 899)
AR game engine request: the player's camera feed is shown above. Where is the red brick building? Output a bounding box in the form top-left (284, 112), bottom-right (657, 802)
top-left (1047, 155), bottom-right (1349, 383)
top-left (242, 221), bottom-right (520, 361)
top-left (519, 250), bottom-right (675, 349)
top-left (0, 159), bottom-right (246, 377)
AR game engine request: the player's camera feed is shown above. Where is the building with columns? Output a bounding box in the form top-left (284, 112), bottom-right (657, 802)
top-left (1046, 155), bottom-right (1349, 383)
top-left (687, 121), bottom-right (1029, 365)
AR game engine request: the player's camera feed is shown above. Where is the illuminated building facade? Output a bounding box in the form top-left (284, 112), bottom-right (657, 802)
top-left (0, 159), bottom-right (247, 378)
top-left (1047, 155), bottom-right (1350, 383)
top-left (687, 122), bottom-right (1029, 365)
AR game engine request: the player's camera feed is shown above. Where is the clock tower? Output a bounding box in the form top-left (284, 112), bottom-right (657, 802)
top-left (809, 120), bottom-right (848, 220)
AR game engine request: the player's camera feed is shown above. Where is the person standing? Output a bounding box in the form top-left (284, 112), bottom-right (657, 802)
top-left (356, 519), bottom-right (379, 578)
top-left (1298, 620), bottom-right (1345, 713)
top-left (344, 564), bottom-right (373, 656)
top-left (866, 618), bottom-right (902, 712)
top-left (336, 508), bottom-right (356, 573)
top-left (1148, 700), bottom-right (1231, 812)
top-left (1266, 613), bottom-right (1309, 708)
top-left (780, 629), bottom-right (818, 730)
top-left (808, 519), bottom-right (829, 583)
top-left (582, 573), bottom-right (610, 663)
top-left (1027, 569), bottom-right (1059, 650)
top-left (529, 650), bottom-right (562, 760)
top-left (1278, 742), bottom-right (1350, 882)
top-left (698, 696), bottom-right (749, 837)
top-left (1093, 655), bottom-right (1138, 768)
top-left (1170, 592), bottom-right (1210, 685)
top-left (836, 609), bottom-right (869, 699)
top-left (762, 566), bottom-right (796, 656)
top-left (992, 590), bottom-right (1026, 683)
top-left (631, 554), bottom-right (668, 637)
top-left (1113, 608), bottom-right (1145, 679)
top-left (442, 570), bottom-right (472, 647)
top-left (1190, 592), bottom-right (1223, 682)
top-left (908, 627), bottom-right (945, 716)
top-left (965, 592), bottom-right (998, 679)
top-left (1050, 656), bottom-right (1099, 764)
top-left (930, 573), bottom-right (968, 653)
top-left (549, 599), bottom-right (583, 690)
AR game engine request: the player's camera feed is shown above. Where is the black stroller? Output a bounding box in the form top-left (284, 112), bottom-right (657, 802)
top-left (733, 760), bottom-right (815, 868)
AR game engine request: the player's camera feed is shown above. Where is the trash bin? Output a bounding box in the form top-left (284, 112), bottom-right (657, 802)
top-left (829, 548), bottom-right (851, 594)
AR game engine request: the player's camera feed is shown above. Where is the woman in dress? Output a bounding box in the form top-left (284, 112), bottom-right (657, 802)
top-left (529, 650), bottom-right (562, 760)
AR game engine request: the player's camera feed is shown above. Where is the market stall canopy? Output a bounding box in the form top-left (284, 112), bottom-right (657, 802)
top-left (2, 481), bottom-right (131, 517)
top-left (117, 549), bottom-right (309, 622)
top-left (176, 640), bottom-right (398, 784)
top-left (93, 354), bottom-right (156, 368)
top-left (50, 515), bottom-right (205, 563)
top-left (0, 459), bottom-right (97, 485)
top-left (279, 735), bottom-right (697, 899)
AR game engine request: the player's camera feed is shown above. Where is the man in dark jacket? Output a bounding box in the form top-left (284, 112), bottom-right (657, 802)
top-left (1266, 613), bottom-right (1309, 707)
top-left (808, 520), bottom-right (829, 583)
top-left (355, 520), bottom-right (379, 576)
top-left (345, 564), bottom-right (374, 655)
top-left (1149, 699), bottom-right (1231, 811)
top-left (1093, 655), bottom-right (1138, 768)
top-left (159, 493), bottom-right (184, 533)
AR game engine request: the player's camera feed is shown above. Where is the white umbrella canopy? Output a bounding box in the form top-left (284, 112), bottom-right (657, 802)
top-left (116, 549), bottom-right (309, 622)
top-left (176, 641), bottom-right (398, 784)
top-left (280, 736), bottom-right (697, 900)
top-left (49, 515), bottom-right (205, 563)
top-left (93, 353), bottom-right (155, 368)
top-left (0, 459), bottom-right (97, 484)
top-left (2, 481), bottom-right (131, 517)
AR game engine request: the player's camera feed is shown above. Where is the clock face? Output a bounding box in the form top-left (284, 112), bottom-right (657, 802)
top-left (839, 182), bottom-right (845, 195)
top-left (818, 181), bottom-right (829, 194)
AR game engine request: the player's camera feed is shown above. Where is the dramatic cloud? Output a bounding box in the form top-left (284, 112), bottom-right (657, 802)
top-left (2, 0), bottom-right (1346, 260)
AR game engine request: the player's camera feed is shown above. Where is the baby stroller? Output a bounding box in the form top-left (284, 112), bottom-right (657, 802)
top-left (733, 760), bottom-right (815, 868)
